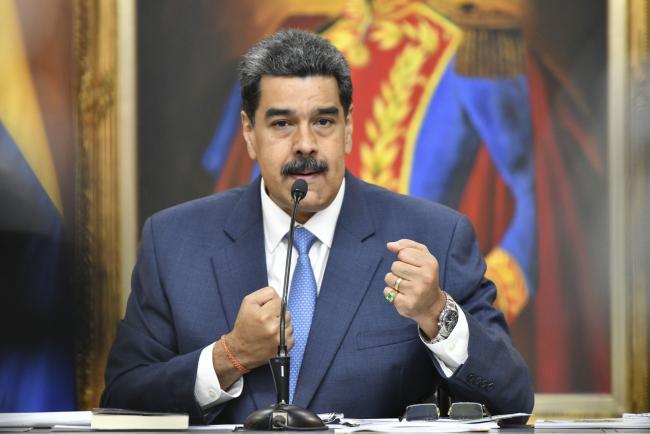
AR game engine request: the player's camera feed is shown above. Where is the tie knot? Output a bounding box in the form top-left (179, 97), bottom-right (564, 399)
top-left (292, 227), bottom-right (317, 255)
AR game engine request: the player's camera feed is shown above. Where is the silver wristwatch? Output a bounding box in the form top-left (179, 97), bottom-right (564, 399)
top-left (430, 292), bottom-right (459, 344)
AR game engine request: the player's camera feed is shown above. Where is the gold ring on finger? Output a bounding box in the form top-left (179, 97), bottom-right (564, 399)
top-left (394, 277), bottom-right (403, 292)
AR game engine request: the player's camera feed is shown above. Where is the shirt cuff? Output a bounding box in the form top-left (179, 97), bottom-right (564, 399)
top-left (194, 342), bottom-right (244, 409)
top-left (419, 307), bottom-right (469, 378)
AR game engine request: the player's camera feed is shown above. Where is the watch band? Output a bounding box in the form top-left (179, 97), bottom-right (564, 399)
top-left (430, 292), bottom-right (459, 344)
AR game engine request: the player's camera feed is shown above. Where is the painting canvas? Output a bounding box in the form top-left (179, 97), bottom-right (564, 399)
top-left (137, 0), bottom-right (609, 395)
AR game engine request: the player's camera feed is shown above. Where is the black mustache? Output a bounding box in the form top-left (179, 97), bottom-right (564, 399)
top-left (281, 157), bottom-right (329, 176)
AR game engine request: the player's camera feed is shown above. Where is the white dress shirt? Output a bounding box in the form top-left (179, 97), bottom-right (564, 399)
top-left (194, 178), bottom-right (469, 408)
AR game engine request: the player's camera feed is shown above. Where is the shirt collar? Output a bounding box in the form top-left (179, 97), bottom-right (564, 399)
top-left (261, 177), bottom-right (346, 254)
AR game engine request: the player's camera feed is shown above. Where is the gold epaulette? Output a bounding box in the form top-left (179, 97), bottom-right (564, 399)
top-left (427, 0), bottom-right (526, 77)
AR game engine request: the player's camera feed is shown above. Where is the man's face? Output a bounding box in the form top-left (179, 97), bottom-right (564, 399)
top-left (241, 75), bottom-right (353, 222)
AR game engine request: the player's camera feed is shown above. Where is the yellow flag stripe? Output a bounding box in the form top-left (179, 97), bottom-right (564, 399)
top-left (0, 0), bottom-right (63, 217)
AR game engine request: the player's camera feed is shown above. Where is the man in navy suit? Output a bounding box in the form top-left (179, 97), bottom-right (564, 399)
top-left (102, 29), bottom-right (534, 424)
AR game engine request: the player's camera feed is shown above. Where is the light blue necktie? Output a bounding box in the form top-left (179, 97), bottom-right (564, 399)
top-left (287, 227), bottom-right (318, 404)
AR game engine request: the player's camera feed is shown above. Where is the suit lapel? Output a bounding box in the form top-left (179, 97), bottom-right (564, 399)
top-left (210, 178), bottom-right (276, 410)
top-left (294, 174), bottom-right (383, 408)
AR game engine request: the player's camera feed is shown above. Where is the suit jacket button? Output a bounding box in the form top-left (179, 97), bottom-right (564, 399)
top-left (486, 382), bottom-right (495, 391)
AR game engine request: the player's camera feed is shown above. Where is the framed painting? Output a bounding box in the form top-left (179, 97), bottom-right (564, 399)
top-left (102, 0), bottom-right (650, 414)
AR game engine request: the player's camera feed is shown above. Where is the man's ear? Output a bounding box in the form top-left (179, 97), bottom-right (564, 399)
top-left (241, 111), bottom-right (257, 160)
top-left (344, 105), bottom-right (353, 155)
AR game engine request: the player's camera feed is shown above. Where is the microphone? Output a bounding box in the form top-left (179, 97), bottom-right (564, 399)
top-left (292, 178), bottom-right (308, 201)
top-left (244, 179), bottom-right (326, 431)
top-left (278, 179), bottom-right (308, 359)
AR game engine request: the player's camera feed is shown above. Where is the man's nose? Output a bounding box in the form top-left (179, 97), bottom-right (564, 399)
top-left (293, 123), bottom-right (318, 155)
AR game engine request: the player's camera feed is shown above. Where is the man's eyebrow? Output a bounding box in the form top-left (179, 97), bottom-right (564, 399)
top-left (265, 108), bottom-right (293, 118)
top-left (316, 106), bottom-right (339, 116)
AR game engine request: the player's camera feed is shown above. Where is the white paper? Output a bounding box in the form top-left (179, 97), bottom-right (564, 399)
top-left (188, 424), bottom-right (241, 431)
top-left (535, 415), bottom-right (650, 430)
top-left (0, 411), bottom-right (92, 428)
top-left (329, 418), bottom-right (498, 433)
top-left (52, 425), bottom-right (93, 432)
top-left (624, 413), bottom-right (650, 419)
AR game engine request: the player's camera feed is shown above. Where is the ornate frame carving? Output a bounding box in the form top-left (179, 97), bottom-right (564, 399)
top-left (626, 0), bottom-right (650, 412)
top-left (74, 0), bottom-right (122, 410)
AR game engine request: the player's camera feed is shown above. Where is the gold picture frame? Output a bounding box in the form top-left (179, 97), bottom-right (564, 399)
top-left (74, 0), bottom-right (137, 410)
top-left (72, 0), bottom-right (648, 415)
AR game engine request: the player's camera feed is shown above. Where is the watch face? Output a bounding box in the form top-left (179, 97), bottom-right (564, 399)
top-left (442, 310), bottom-right (459, 332)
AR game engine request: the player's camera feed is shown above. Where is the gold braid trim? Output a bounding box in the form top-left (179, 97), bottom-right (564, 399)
top-left (455, 28), bottom-right (525, 77)
top-left (361, 16), bottom-right (440, 190)
top-left (323, 1), bottom-right (459, 190)
top-left (360, 40), bottom-right (432, 190)
top-left (485, 247), bottom-right (529, 323)
top-left (321, 0), bottom-right (373, 67)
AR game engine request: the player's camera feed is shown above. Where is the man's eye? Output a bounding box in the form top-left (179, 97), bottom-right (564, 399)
top-left (316, 118), bottom-right (334, 126)
top-left (272, 120), bottom-right (289, 128)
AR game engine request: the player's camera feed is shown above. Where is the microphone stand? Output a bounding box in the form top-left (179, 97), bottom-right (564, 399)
top-left (243, 180), bottom-right (327, 431)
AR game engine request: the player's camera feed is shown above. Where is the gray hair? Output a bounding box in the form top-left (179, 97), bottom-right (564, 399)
top-left (239, 29), bottom-right (352, 124)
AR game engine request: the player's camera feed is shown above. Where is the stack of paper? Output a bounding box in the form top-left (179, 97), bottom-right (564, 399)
top-left (327, 418), bottom-right (499, 432)
top-left (535, 413), bottom-right (650, 430)
top-left (90, 408), bottom-right (189, 430)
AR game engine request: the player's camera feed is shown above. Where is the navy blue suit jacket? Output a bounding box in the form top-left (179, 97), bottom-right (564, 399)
top-left (102, 173), bottom-right (534, 423)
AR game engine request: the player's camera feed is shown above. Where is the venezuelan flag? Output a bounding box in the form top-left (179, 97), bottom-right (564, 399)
top-left (0, 0), bottom-right (76, 411)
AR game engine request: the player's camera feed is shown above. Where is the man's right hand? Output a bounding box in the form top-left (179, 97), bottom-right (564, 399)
top-left (213, 287), bottom-right (293, 389)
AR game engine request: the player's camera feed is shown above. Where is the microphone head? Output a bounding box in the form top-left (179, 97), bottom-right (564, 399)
top-left (291, 179), bottom-right (308, 201)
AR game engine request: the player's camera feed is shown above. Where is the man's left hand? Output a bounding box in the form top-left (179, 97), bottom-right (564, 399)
top-left (384, 239), bottom-right (447, 339)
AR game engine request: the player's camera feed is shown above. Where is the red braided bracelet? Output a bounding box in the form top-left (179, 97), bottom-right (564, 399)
top-left (220, 335), bottom-right (251, 374)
